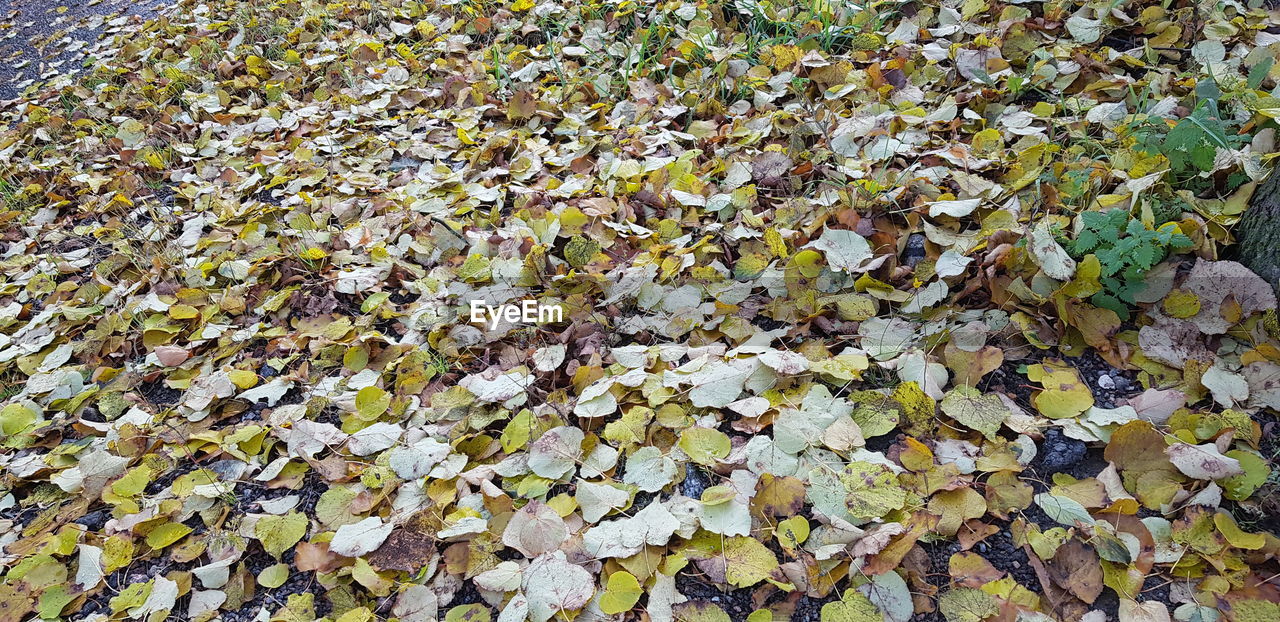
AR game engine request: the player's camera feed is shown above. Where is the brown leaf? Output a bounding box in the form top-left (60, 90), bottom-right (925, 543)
top-left (751, 474), bottom-right (806, 518)
top-left (751, 151), bottom-right (793, 185)
top-left (0, 582), bottom-right (33, 622)
top-left (949, 551), bottom-right (1004, 588)
top-left (367, 520), bottom-right (437, 572)
top-left (1046, 539), bottom-right (1104, 604)
top-left (1024, 543), bottom-right (1092, 621)
top-left (295, 541), bottom-right (344, 573)
top-left (944, 341), bottom-right (1003, 387)
top-left (956, 520), bottom-right (1000, 550)
top-left (863, 512), bottom-right (937, 575)
top-left (154, 345), bottom-right (190, 366)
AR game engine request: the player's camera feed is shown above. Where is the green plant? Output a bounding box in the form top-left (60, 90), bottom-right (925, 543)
top-left (1067, 209), bottom-right (1192, 319)
top-left (1131, 80), bottom-right (1250, 195)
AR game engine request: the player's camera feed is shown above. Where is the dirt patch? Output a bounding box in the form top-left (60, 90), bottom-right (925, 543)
top-left (675, 572), bottom-right (762, 618)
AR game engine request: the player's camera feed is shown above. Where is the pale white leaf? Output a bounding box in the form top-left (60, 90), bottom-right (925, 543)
top-left (808, 228), bottom-right (875, 273)
top-left (388, 437), bottom-right (451, 479)
top-left (523, 552), bottom-right (595, 622)
top-left (330, 516), bottom-right (394, 557)
top-left (527, 426), bottom-right (584, 479)
top-left (1027, 223), bottom-right (1076, 280)
top-left (347, 422), bottom-right (402, 457)
top-left (1166, 443), bottom-right (1243, 480)
top-left (502, 501), bottom-right (568, 558)
top-left (927, 198), bottom-right (981, 218)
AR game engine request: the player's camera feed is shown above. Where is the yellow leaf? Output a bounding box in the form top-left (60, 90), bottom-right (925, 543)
top-left (168, 304), bottom-right (199, 319)
top-left (145, 522), bottom-right (193, 549)
top-left (1214, 511), bottom-right (1264, 550)
top-left (228, 369), bottom-right (259, 389)
top-left (769, 44), bottom-right (803, 70)
top-left (1062, 254), bottom-right (1101, 298)
top-left (775, 516), bottom-right (809, 552)
top-left (599, 571), bottom-right (642, 615)
top-left (1163, 289), bottom-right (1200, 319)
top-left (723, 536), bottom-right (778, 588)
top-left (1028, 361), bottom-right (1095, 419)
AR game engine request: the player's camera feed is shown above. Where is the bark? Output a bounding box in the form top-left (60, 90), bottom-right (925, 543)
top-left (1238, 169), bottom-right (1280, 295)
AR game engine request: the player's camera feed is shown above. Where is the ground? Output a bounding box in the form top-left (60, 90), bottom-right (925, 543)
top-left (0, 1), bottom-right (1279, 622)
top-left (0, 0), bottom-right (171, 99)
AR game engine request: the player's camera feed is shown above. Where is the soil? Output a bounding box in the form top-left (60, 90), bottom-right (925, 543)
top-left (972, 523), bottom-right (1041, 592)
top-left (445, 577), bottom-right (484, 609)
top-left (144, 457), bottom-right (198, 495)
top-left (675, 572), bottom-right (762, 619)
top-left (139, 378), bottom-right (183, 406)
top-left (0, 499), bottom-right (42, 531)
top-left (1226, 409), bottom-right (1280, 535)
top-left (903, 233), bottom-right (928, 268)
top-left (680, 465), bottom-right (712, 499)
top-left (1033, 427), bottom-right (1088, 477)
top-left (792, 593), bottom-right (840, 621)
top-left (1065, 349), bottom-right (1140, 409)
top-left (1092, 588), bottom-right (1121, 620)
top-left (981, 354), bottom-right (1039, 411)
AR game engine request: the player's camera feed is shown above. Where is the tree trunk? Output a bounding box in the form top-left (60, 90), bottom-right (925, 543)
top-left (1238, 170), bottom-right (1280, 295)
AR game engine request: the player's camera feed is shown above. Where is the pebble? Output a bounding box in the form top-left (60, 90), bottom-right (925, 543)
top-left (904, 233), bottom-right (928, 267)
top-left (1038, 427), bottom-right (1087, 474)
top-left (681, 467), bottom-right (711, 499)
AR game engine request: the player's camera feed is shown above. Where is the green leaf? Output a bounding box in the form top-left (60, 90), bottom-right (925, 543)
top-left (444, 604), bottom-right (492, 622)
top-left (355, 386), bottom-right (391, 420)
top-left (820, 589), bottom-right (881, 622)
top-left (1249, 57), bottom-right (1274, 89)
top-left (722, 536), bottom-right (779, 588)
top-left (938, 588), bottom-right (998, 622)
top-left (258, 563), bottom-right (290, 588)
top-left (1034, 492), bottom-right (1094, 527)
top-left (145, 522), bottom-right (192, 549)
top-left (0, 403), bottom-right (39, 436)
top-left (37, 585), bottom-right (74, 618)
top-left (1228, 600), bottom-right (1280, 622)
top-left (457, 253), bottom-right (492, 282)
top-left (565, 235), bottom-right (600, 268)
top-left (1130, 243), bottom-right (1158, 270)
top-left (775, 515), bottom-right (810, 551)
top-left (1073, 229), bottom-right (1098, 254)
top-left (599, 571), bottom-right (643, 615)
top-left (255, 511), bottom-right (309, 558)
top-left (678, 427), bottom-right (731, 466)
top-left (941, 386), bottom-right (1010, 441)
top-left (360, 291), bottom-right (391, 313)
top-left (1081, 210), bottom-right (1106, 230)
top-left (109, 581), bottom-right (152, 613)
top-left (1221, 449), bottom-right (1270, 501)
top-left (839, 461), bottom-right (907, 520)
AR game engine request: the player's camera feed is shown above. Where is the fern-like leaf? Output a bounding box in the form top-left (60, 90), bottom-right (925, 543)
top-left (1130, 243), bottom-right (1158, 270)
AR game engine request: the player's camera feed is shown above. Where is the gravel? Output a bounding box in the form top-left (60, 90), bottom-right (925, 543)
top-left (0, 0), bottom-right (173, 99)
top-left (1036, 427), bottom-right (1088, 476)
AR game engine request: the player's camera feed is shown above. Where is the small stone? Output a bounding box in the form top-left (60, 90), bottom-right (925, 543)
top-left (904, 233), bottom-right (928, 267)
top-left (1038, 428), bottom-right (1087, 474)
